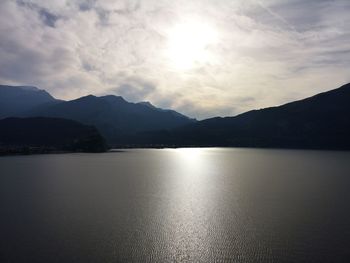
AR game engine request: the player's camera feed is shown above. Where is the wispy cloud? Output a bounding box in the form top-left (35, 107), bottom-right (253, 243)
top-left (0, 0), bottom-right (349, 119)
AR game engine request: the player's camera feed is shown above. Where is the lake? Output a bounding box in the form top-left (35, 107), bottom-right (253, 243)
top-left (1, 148), bottom-right (350, 262)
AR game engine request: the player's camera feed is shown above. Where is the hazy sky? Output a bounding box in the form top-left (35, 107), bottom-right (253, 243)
top-left (0, 0), bottom-right (349, 119)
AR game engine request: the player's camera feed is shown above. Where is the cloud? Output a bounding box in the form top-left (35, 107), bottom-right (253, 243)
top-left (16, 0), bottom-right (61, 27)
top-left (0, 0), bottom-right (349, 119)
top-left (107, 78), bottom-right (156, 102)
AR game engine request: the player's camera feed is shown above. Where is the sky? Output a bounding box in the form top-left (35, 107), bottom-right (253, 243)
top-left (0, 0), bottom-right (349, 119)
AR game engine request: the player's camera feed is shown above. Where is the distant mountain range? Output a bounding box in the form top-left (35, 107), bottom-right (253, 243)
top-left (0, 83), bottom-right (349, 150)
top-left (0, 85), bottom-right (195, 144)
top-left (131, 83), bottom-right (350, 150)
top-left (0, 85), bottom-right (56, 119)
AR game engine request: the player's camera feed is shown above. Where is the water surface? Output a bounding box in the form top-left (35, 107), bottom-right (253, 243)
top-left (1, 148), bottom-right (350, 262)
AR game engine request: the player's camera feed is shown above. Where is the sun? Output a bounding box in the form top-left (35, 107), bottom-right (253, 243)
top-left (165, 19), bottom-right (218, 70)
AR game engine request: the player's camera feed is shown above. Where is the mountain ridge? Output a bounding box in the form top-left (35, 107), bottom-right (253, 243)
top-left (123, 83), bottom-right (350, 150)
top-left (0, 85), bottom-right (56, 118)
top-left (0, 85), bottom-right (196, 144)
top-left (1, 83), bottom-right (349, 150)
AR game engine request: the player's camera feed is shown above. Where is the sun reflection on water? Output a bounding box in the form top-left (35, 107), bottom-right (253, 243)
top-left (161, 148), bottom-right (216, 261)
top-left (175, 147), bottom-right (203, 161)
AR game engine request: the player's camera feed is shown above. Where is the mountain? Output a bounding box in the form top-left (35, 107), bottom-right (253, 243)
top-left (4, 83), bottom-right (348, 150)
top-left (0, 117), bottom-right (107, 154)
top-left (128, 83), bottom-right (350, 150)
top-left (26, 94), bottom-right (195, 144)
top-left (137, 101), bottom-right (189, 118)
top-left (0, 85), bottom-right (195, 145)
top-left (0, 85), bottom-right (57, 119)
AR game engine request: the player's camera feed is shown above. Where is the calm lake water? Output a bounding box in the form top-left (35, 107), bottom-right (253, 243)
top-left (1, 148), bottom-right (350, 262)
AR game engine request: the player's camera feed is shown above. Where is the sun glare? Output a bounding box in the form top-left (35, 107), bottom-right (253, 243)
top-left (176, 147), bottom-right (203, 161)
top-left (165, 20), bottom-right (218, 70)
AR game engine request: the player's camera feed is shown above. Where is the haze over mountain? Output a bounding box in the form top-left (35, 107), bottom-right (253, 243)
top-left (129, 83), bottom-right (350, 150)
top-left (1, 83), bottom-right (350, 150)
top-left (0, 85), bottom-right (56, 119)
top-left (27, 94), bottom-right (195, 144)
top-left (0, 85), bottom-right (195, 144)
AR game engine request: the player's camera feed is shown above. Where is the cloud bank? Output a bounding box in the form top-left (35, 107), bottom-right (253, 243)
top-left (0, 0), bottom-right (349, 119)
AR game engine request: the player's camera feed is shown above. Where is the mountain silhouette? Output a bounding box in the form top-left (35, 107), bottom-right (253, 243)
top-left (0, 85), bottom-right (194, 143)
top-left (0, 85), bottom-right (195, 144)
top-left (1, 83), bottom-right (350, 150)
top-left (128, 83), bottom-right (350, 150)
top-left (0, 117), bottom-right (107, 154)
top-left (25, 94), bottom-right (195, 144)
top-left (0, 85), bottom-right (56, 118)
